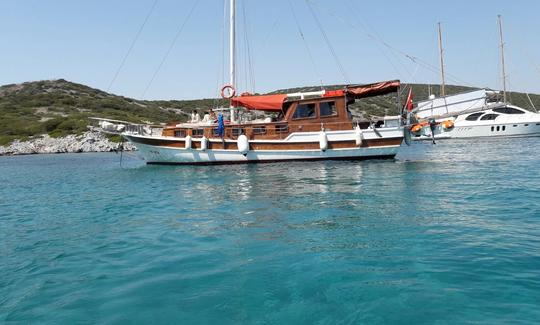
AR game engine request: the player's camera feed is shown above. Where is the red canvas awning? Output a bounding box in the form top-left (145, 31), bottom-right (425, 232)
top-left (231, 93), bottom-right (287, 111)
top-left (323, 89), bottom-right (345, 97)
top-left (346, 80), bottom-right (400, 99)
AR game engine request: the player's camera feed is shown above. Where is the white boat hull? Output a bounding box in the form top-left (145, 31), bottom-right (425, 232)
top-left (123, 128), bottom-right (403, 164)
top-left (134, 143), bottom-right (400, 164)
top-left (413, 106), bottom-right (540, 140)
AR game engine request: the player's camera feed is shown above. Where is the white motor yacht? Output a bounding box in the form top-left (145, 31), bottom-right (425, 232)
top-left (410, 90), bottom-right (540, 140)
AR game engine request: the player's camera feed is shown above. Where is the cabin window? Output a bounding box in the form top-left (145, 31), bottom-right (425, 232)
top-left (232, 128), bottom-right (244, 136)
top-left (192, 129), bottom-right (204, 137)
top-left (491, 126), bottom-right (494, 132)
top-left (502, 125), bottom-right (506, 131)
top-left (493, 107), bottom-right (525, 114)
top-left (174, 130), bottom-right (186, 137)
top-left (253, 126), bottom-right (267, 135)
top-left (292, 103), bottom-right (316, 119)
top-left (465, 112), bottom-right (484, 121)
top-left (275, 124), bottom-right (288, 133)
top-left (480, 114), bottom-right (499, 121)
top-left (496, 126), bottom-right (500, 131)
top-left (319, 101), bottom-right (337, 117)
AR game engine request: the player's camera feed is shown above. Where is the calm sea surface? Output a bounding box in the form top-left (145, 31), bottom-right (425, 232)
top-left (1, 138), bottom-right (539, 324)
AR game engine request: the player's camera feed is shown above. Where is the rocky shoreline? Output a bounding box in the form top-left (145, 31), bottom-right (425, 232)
top-left (0, 131), bottom-right (136, 156)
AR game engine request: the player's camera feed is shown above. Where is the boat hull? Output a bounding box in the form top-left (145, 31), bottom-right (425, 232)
top-left (413, 121), bottom-right (540, 140)
top-left (123, 130), bottom-right (403, 165)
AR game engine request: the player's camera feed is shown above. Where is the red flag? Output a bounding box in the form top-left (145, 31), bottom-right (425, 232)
top-left (404, 88), bottom-right (414, 112)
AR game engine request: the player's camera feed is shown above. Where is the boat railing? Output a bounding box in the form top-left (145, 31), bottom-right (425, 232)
top-left (89, 117), bottom-right (163, 136)
top-left (162, 118), bottom-right (402, 140)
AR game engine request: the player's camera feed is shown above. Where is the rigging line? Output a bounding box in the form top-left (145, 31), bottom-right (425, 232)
top-left (260, 15), bottom-right (281, 51)
top-left (107, 0), bottom-right (159, 93)
top-left (305, 0), bottom-right (350, 84)
top-left (345, 0), bottom-right (437, 82)
top-left (342, 0), bottom-right (474, 88)
top-left (140, 0), bottom-right (200, 99)
top-left (334, 0), bottom-right (405, 78)
top-left (288, 0), bottom-right (323, 88)
top-left (316, 0), bottom-right (412, 82)
top-left (215, 0), bottom-right (227, 102)
top-left (241, 0), bottom-right (256, 93)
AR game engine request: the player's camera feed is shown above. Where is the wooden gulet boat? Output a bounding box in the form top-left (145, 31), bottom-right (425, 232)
top-left (112, 0), bottom-right (405, 164)
top-left (123, 81), bottom-right (405, 164)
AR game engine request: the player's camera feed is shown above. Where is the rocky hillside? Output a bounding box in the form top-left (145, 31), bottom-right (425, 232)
top-left (0, 79), bottom-right (227, 146)
top-left (1, 79), bottom-right (539, 149)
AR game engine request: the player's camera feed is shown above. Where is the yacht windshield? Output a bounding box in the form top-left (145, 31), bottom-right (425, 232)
top-left (493, 107), bottom-right (525, 114)
top-left (480, 113), bottom-right (499, 121)
top-left (465, 112), bottom-right (484, 121)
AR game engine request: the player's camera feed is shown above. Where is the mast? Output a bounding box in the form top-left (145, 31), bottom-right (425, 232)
top-left (229, 0), bottom-right (236, 122)
top-left (438, 22), bottom-right (446, 97)
top-left (498, 15), bottom-right (507, 103)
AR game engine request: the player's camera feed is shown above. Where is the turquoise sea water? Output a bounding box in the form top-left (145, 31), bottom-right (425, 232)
top-left (1, 138), bottom-right (539, 324)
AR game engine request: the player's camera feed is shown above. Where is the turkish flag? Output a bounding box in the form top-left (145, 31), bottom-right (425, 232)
top-left (404, 88), bottom-right (414, 112)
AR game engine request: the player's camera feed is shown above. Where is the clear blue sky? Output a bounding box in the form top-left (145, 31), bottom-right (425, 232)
top-left (1, 0), bottom-right (539, 100)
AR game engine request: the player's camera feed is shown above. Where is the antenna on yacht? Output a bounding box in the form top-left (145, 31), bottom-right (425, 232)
top-left (438, 22), bottom-right (446, 97)
top-left (498, 15), bottom-right (508, 103)
top-left (229, 0), bottom-right (236, 123)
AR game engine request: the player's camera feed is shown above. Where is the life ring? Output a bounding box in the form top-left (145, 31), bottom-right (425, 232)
top-left (220, 84), bottom-right (236, 99)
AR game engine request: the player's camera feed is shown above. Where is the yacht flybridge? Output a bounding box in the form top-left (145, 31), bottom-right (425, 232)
top-left (97, 0), bottom-right (405, 165)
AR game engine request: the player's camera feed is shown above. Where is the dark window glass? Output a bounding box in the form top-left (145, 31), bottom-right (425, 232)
top-left (525, 124), bottom-right (529, 127)
top-left (232, 128), bottom-right (244, 136)
top-left (253, 126), bottom-right (266, 135)
top-left (491, 126), bottom-right (494, 131)
top-left (502, 126), bottom-right (506, 131)
top-left (275, 124), bottom-right (288, 133)
top-left (480, 114), bottom-right (499, 121)
top-left (192, 129), bottom-right (204, 137)
top-left (493, 107), bottom-right (525, 114)
top-left (293, 103), bottom-right (316, 119)
top-left (174, 130), bottom-right (186, 137)
top-left (466, 112), bottom-right (484, 121)
top-left (496, 126), bottom-right (500, 131)
top-left (320, 101), bottom-right (337, 117)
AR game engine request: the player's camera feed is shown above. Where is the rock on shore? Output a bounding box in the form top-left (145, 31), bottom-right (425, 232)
top-left (0, 131), bottom-right (136, 156)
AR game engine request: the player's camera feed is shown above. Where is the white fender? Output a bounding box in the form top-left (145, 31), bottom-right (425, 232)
top-left (319, 131), bottom-right (328, 151)
top-left (185, 135), bottom-right (192, 149)
top-left (200, 136), bottom-right (208, 151)
top-left (237, 134), bottom-right (249, 156)
top-left (355, 125), bottom-right (364, 146)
